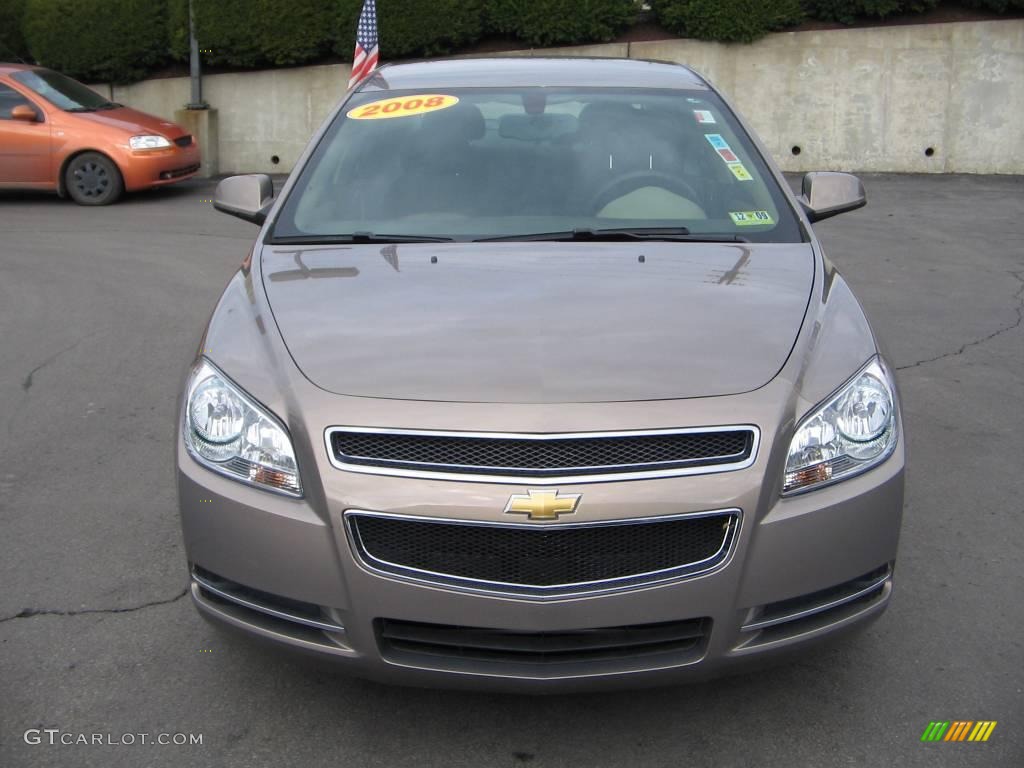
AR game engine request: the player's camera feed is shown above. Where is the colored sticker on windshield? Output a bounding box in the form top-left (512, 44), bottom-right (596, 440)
top-left (347, 94), bottom-right (459, 120)
top-left (704, 133), bottom-right (730, 151)
top-left (730, 210), bottom-right (774, 226)
top-left (727, 162), bottom-right (753, 182)
top-left (717, 148), bottom-right (739, 163)
top-left (693, 110), bottom-right (716, 124)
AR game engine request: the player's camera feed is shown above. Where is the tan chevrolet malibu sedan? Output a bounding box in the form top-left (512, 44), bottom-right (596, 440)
top-left (177, 58), bottom-right (904, 692)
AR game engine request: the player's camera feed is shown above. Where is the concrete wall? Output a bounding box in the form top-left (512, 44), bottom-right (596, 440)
top-left (103, 20), bottom-right (1023, 175)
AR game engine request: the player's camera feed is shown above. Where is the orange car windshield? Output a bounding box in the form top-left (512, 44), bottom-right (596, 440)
top-left (12, 69), bottom-right (119, 113)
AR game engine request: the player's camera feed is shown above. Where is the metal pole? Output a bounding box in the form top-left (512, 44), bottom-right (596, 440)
top-left (187, 0), bottom-right (207, 109)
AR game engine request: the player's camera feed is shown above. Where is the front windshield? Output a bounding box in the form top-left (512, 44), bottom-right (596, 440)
top-left (11, 69), bottom-right (117, 112)
top-left (272, 86), bottom-right (801, 243)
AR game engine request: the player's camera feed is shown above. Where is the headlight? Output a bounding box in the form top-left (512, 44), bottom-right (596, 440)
top-left (129, 135), bottom-right (171, 150)
top-left (183, 359), bottom-right (302, 496)
top-left (783, 357), bottom-right (898, 494)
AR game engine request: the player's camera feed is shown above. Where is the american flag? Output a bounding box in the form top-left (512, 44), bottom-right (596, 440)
top-left (348, 0), bottom-right (379, 89)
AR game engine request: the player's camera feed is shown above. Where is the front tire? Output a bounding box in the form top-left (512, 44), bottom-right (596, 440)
top-left (65, 152), bottom-right (124, 205)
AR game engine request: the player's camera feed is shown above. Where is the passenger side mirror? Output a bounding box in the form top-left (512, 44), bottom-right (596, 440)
top-left (799, 172), bottom-right (866, 223)
top-left (11, 104), bottom-right (40, 122)
top-left (213, 174), bottom-right (274, 225)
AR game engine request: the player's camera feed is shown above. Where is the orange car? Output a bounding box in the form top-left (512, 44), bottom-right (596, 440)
top-left (0, 63), bottom-right (201, 205)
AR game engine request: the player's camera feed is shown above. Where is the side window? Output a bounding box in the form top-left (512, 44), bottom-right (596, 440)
top-left (0, 84), bottom-right (36, 120)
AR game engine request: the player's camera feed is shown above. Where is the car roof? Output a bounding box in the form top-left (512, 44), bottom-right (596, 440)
top-left (0, 62), bottom-right (46, 78)
top-left (360, 57), bottom-right (709, 92)
top-left (0, 62), bottom-right (41, 76)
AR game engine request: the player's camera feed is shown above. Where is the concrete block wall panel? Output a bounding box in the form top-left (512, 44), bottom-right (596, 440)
top-left (946, 21), bottom-right (1024, 174)
top-left (94, 20), bottom-right (1022, 175)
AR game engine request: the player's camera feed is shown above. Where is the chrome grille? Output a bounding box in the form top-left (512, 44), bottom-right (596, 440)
top-left (346, 510), bottom-right (739, 597)
top-left (327, 427), bottom-right (757, 482)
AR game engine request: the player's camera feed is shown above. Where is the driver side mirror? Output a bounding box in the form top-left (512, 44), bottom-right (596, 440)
top-left (213, 174), bottom-right (274, 225)
top-left (11, 104), bottom-right (40, 122)
top-left (800, 172), bottom-right (866, 223)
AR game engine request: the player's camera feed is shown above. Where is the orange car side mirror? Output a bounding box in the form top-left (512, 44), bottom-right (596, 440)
top-left (11, 104), bottom-right (40, 122)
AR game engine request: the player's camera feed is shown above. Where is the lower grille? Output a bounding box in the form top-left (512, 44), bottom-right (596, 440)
top-left (347, 510), bottom-right (738, 596)
top-left (377, 617), bottom-right (709, 667)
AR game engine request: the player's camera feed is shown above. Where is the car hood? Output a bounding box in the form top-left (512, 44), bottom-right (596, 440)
top-left (72, 106), bottom-right (187, 139)
top-left (261, 241), bottom-right (814, 403)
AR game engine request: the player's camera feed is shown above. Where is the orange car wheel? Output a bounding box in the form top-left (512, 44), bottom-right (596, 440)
top-left (65, 152), bottom-right (124, 206)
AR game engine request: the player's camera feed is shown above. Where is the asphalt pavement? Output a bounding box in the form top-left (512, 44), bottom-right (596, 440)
top-left (0, 174), bottom-right (1022, 767)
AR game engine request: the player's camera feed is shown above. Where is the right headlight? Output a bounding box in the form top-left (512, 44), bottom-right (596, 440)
top-left (129, 135), bottom-right (172, 150)
top-left (183, 359), bottom-right (302, 497)
top-left (783, 357), bottom-right (898, 495)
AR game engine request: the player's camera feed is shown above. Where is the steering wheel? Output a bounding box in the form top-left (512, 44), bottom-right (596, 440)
top-left (588, 171), bottom-right (702, 215)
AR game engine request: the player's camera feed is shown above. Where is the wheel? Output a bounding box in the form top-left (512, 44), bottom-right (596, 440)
top-left (65, 152), bottom-right (123, 205)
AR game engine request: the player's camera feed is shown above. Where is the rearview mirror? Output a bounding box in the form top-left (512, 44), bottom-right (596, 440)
top-left (213, 174), bottom-right (274, 225)
top-left (11, 104), bottom-right (40, 122)
top-left (800, 172), bottom-right (866, 223)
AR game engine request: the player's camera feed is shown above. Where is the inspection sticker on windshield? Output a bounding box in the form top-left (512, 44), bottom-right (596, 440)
top-left (693, 110), bottom-right (716, 124)
top-left (727, 162), bottom-right (753, 181)
top-left (704, 134), bottom-right (730, 151)
top-left (717, 148), bottom-right (739, 163)
top-left (347, 94), bottom-right (459, 120)
top-left (730, 210), bottom-right (774, 226)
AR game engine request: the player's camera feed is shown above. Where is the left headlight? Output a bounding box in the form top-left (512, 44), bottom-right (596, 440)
top-left (783, 357), bottom-right (898, 495)
top-left (183, 359), bottom-right (302, 496)
top-left (129, 135), bottom-right (171, 150)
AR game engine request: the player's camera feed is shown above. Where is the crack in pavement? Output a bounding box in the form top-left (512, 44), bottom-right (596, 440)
top-left (0, 588), bottom-right (188, 624)
top-left (897, 270), bottom-right (1024, 371)
top-left (21, 332), bottom-right (98, 391)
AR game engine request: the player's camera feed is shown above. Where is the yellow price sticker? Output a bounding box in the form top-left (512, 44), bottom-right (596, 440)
top-left (347, 94), bottom-right (459, 120)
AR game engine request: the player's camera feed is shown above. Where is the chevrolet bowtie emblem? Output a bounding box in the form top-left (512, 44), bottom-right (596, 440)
top-left (504, 489), bottom-right (581, 521)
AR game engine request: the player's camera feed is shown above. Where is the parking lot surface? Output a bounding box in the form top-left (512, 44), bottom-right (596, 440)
top-left (1, 174), bottom-right (1022, 767)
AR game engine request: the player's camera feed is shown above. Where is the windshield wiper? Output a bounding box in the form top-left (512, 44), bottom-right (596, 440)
top-left (475, 227), bottom-right (748, 243)
top-left (96, 102), bottom-right (122, 110)
top-left (270, 232), bottom-right (455, 245)
top-left (65, 106), bottom-right (97, 113)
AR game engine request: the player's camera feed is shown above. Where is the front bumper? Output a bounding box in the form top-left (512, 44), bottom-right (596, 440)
top-left (119, 140), bottom-right (201, 191)
top-left (176, 429), bottom-right (904, 692)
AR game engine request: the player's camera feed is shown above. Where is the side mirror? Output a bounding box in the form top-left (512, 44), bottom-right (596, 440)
top-left (213, 174), bottom-right (274, 225)
top-left (800, 172), bottom-right (866, 223)
top-left (11, 104), bottom-right (40, 122)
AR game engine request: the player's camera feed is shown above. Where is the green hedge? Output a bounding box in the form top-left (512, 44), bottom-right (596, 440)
top-left (10, 0), bottom-right (1024, 84)
top-left (0, 0), bottom-right (30, 61)
top-left (802, 0), bottom-right (939, 24)
top-left (485, 0), bottom-right (637, 47)
top-left (181, 0), bottom-right (484, 67)
top-left (959, 0), bottom-right (1024, 9)
top-left (179, 0), bottom-right (336, 68)
top-left (333, 0), bottom-right (484, 60)
top-left (652, 0), bottom-right (804, 43)
top-left (22, 0), bottom-right (169, 83)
